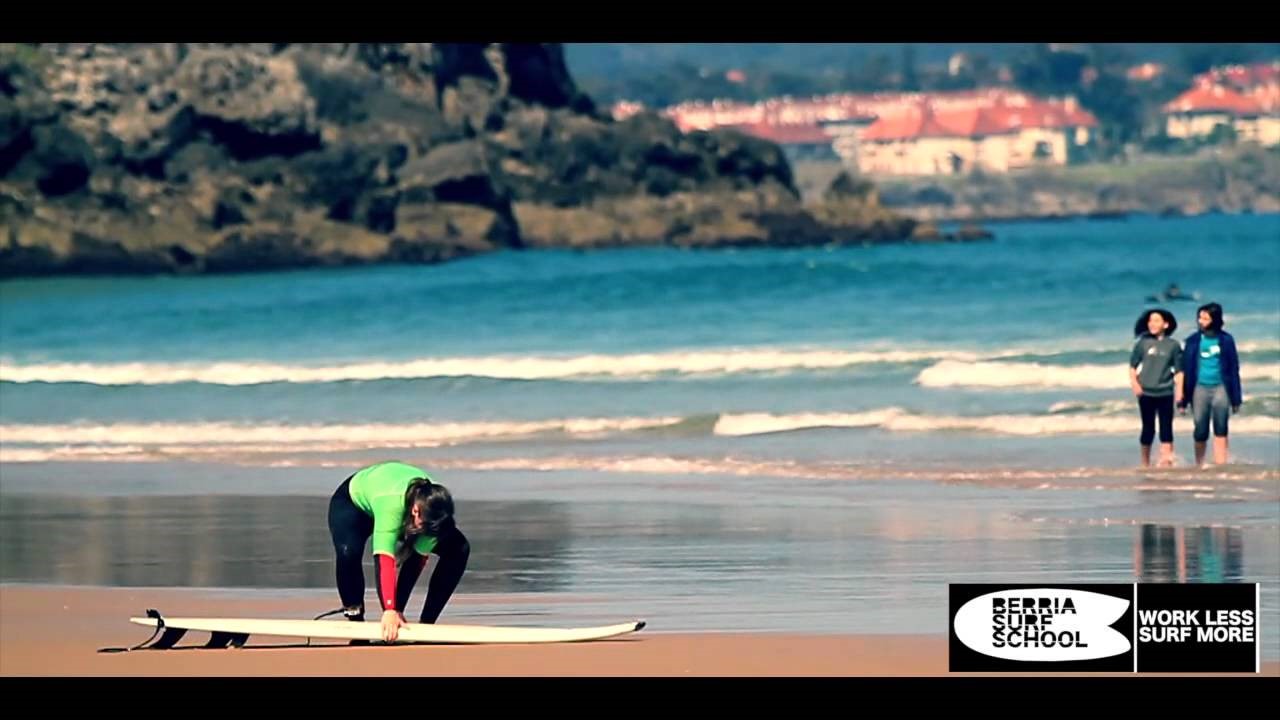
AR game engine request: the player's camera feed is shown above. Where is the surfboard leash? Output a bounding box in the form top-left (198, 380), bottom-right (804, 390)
top-left (306, 607), bottom-right (349, 647)
top-left (98, 608), bottom-right (185, 653)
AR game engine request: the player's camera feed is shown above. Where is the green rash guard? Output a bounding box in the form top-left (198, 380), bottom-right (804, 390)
top-left (348, 461), bottom-right (439, 558)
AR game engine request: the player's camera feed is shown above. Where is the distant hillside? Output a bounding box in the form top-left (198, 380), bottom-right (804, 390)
top-left (566, 44), bottom-right (1031, 78)
top-left (566, 43), bottom-right (1280, 107)
top-left (567, 44), bottom-right (1280, 81)
top-left (872, 146), bottom-right (1280, 222)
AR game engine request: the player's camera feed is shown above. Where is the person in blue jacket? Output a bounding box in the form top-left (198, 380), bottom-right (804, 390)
top-left (1178, 302), bottom-right (1244, 466)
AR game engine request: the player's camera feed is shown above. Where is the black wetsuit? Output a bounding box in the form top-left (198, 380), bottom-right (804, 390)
top-left (327, 474), bottom-right (470, 623)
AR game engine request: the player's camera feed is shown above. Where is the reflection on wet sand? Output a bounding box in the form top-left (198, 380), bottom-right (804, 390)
top-left (3, 494), bottom-right (1275, 645)
top-left (1134, 524), bottom-right (1245, 583)
top-left (0, 495), bottom-right (576, 593)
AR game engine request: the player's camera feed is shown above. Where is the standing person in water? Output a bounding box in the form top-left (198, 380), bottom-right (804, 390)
top-left (328, 461), bottom-right (470, 642)
top-left (1179, 302), bottom-right (1244, 466)
top-left (1129, 309), bottom-right (1184, 467)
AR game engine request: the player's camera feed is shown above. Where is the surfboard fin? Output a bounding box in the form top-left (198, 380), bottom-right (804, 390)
top-left (98, 608), bottom-right (187, 653)
top-left (104, 609), bottom-right (254, 652)
top-left (205, 631), bottom-right (251, 649)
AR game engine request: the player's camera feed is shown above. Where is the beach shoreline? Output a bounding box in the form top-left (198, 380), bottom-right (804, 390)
top-left (2, 586), bottom-right (1273, 677)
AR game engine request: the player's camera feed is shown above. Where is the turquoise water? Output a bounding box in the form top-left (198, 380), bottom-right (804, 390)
top-left (1, 213), bottom-right (1277, 463)
top-left (1, 214), bottom-right (1277, 654)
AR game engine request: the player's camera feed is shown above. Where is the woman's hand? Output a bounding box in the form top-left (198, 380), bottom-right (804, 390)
top-left (381, 609), bottom-right (408, 642)
top-left (1131, 382), bottom-right (1144, 397)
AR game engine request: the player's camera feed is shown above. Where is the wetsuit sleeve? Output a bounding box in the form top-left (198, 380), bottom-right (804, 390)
top-left (395, 554), bottom-right (431, 613)
top-left (376, 555), bottom-right (398, 611)
top-left (368, 493), bottom-right (405, 611)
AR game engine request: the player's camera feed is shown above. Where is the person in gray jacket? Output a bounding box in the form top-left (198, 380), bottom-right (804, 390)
top-left (1129, 308), bottom-right (1185, 467)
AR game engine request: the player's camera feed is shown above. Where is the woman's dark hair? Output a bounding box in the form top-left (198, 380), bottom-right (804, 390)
top-left (1134, 308), bottom-right (1177, 338)
top-left (1197, 302), bottom-right (1224, 332)
top-left (402, 477), bottom-right (454, 545)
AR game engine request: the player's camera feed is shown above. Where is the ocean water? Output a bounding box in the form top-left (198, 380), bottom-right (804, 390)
top-left (1, 214), bottom-right (1278, 653)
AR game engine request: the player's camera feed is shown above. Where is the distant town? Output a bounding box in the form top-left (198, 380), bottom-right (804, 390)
top-left (612, 61), bottom-right (1280, 177)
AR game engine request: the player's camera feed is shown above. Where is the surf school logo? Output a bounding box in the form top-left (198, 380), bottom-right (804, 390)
top-left (950, 584), bottom-right (1260, 672)
top-left (950, 585), bottom-right (1134, 671)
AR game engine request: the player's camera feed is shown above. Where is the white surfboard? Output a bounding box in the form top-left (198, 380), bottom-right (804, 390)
top-left (129, 615), bottom-right (646, 646)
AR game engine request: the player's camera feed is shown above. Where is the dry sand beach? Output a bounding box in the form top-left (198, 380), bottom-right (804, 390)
top-left (1, 586), bottom-right (1274, 677)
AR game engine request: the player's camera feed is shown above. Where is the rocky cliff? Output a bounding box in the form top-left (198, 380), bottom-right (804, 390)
top-left (1, 43), bottom-right (925, 277)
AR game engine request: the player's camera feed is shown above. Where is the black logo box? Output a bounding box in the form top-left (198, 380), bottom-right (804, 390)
top-left (1136, 583), bottom-right (1258, 673)
top-left (949, 584), bottom-right (1134, 673)
top-left (949, 584), bottom-right (1260, 673)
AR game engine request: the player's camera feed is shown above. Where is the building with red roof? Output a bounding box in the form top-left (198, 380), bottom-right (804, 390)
top-left (614, 88), bottom-right (1101, 175)
top-left (857, 96), bottom-right (1097, 175)
top-left (1164, 84), bottom-right (1263, 117)
top-left (1163, 81), bottom-right (1280, 146)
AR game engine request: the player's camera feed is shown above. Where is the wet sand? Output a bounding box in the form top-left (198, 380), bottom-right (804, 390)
top-left (1, 586), bottom-right (1274, 677)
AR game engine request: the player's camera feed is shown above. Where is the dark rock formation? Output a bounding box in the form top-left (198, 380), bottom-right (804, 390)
top-left (1, 43), bottom-right (924, 277)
